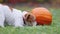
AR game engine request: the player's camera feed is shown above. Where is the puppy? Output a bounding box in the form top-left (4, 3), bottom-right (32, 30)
top-left (0, 4), bottom-right (36, 27)
top-left (22, 11), bottom-right (37, 26)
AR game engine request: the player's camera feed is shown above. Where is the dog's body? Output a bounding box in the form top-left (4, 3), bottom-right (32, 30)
top-left (11, 9), bottom-right (24, 27)
top-left (0, 4), bottom-right (24, 27)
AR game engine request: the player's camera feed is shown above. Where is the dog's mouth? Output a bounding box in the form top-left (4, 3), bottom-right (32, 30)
top-left (26, 21), bottom-right (33, 26)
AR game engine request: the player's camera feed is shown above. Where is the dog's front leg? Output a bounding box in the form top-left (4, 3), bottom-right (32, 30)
top-left (0, 10), bottom-right (5, 27)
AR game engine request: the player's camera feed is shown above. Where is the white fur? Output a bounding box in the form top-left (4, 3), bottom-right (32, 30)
top-left (0, 4), bottom-right (24, 27)
top-left (0, 7), bottom-right (5, 27)
top-left (12, 9), bottom-right (24, 27)
top-left (0, 4), bottom-right (5, 27)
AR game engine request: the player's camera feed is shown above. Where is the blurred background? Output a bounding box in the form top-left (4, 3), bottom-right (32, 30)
top-left (0, 0), bottom-right (60, 34)
top-left (0, 0), bottom-right (60, 9)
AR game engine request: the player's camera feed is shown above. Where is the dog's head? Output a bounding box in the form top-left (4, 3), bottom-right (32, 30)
top-left (25, 13), bottom-right (35, 22)
top-left (23, 12), bottom-right (36, 26)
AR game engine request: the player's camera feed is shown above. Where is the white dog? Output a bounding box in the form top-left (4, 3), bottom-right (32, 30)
top-left (0, 4), bottom-right (37, 27)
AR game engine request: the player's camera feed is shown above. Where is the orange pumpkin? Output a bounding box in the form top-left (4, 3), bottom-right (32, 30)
top-left (31, 7), bottom-right (52, 25)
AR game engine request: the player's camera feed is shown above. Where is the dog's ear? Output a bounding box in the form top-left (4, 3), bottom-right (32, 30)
top-left (24, 13), bottom-right (30, 20)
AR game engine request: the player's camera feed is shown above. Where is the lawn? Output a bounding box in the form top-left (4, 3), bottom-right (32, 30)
top-left (0, 7), bottom-right (60, 34)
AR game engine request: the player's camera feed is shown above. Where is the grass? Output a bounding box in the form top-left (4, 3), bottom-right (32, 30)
top-left (0, 7), bottom-right (60, 34)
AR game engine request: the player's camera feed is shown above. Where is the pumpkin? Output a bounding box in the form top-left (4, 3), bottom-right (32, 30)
top-left (31, 7), bottom-right (52, 25)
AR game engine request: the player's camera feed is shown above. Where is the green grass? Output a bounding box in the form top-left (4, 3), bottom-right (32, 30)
top-left (0, 8), bottom-right (60, 34)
